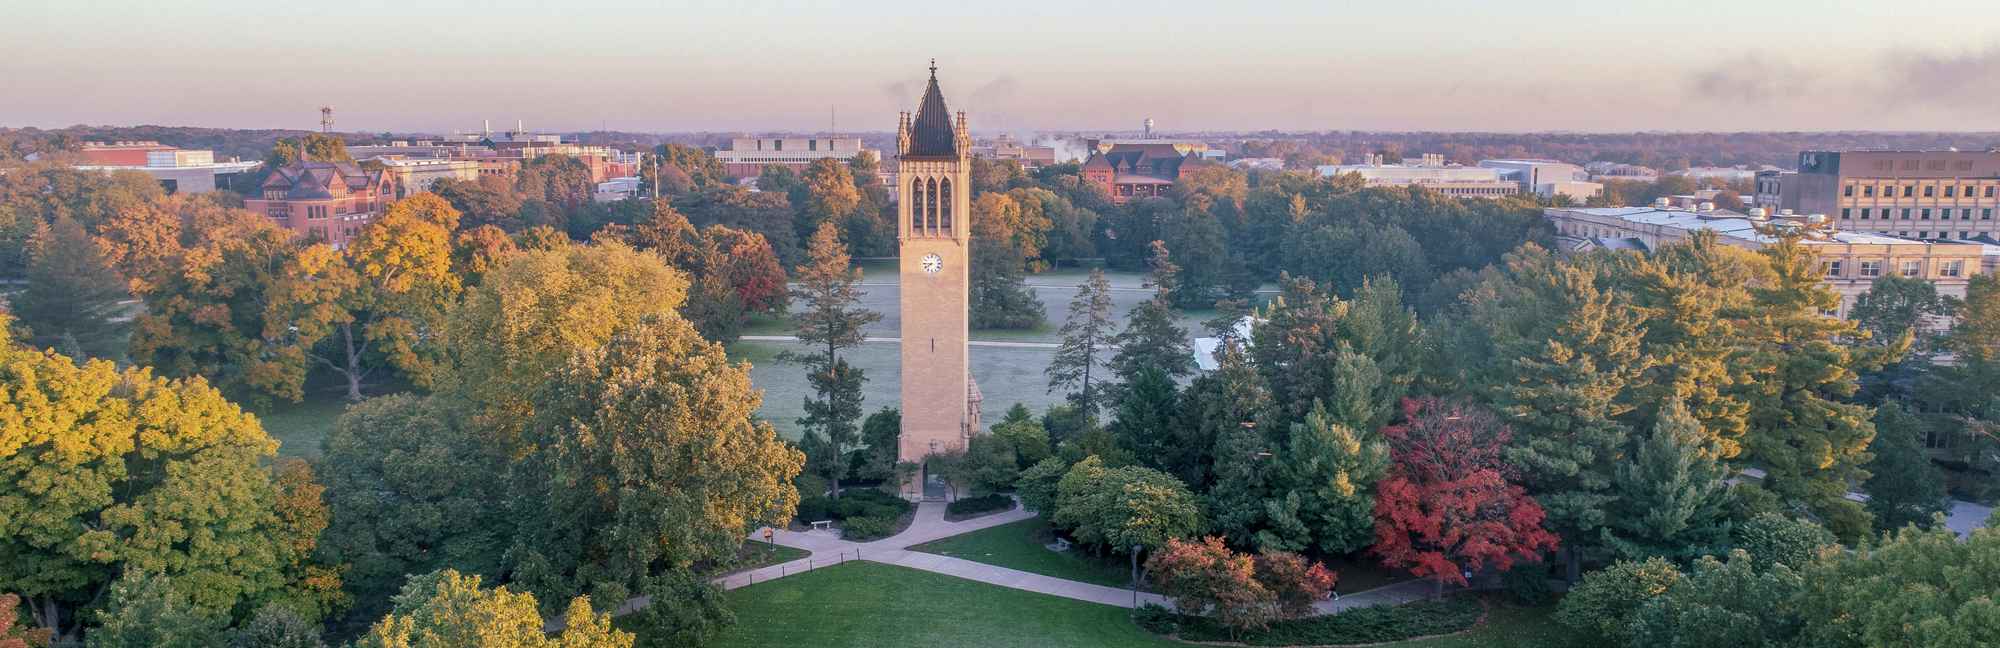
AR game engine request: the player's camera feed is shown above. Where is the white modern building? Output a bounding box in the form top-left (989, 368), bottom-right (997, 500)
top-left (1316, 162), bottom-right (1520, 198)
top-left (1480, 159), bottom-right (1602, 202)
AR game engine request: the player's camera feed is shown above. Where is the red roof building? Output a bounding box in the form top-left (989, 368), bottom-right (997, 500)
top-left (244, 161), bottom-right (390, 248)
top-left (1081, 143), bottom-right (1194, 204)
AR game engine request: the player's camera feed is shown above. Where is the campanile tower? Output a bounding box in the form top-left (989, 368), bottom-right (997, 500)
top-left (895, 61), bottom-right (977, 499)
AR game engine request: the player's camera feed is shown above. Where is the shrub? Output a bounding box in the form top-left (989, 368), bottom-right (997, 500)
top-left (794, 489), bottom-right (911, 525)
top-left (1501, 561), bottom-right (1554, 606)
top-left (1733, 513), bottom-right (1834, 570)
top-left (1133, 603), bottom-right (1179, 635)
top-left (1172, 595), bottom-right (1482, 646)
top-left (947, 493), bottom-right (1014, 516)
top-left (1555, 558), bottom-right (1683, 646)
top-left (794, 496), bottom-right (832, 524)
top-left (839, 515), bottom-right (896, 541)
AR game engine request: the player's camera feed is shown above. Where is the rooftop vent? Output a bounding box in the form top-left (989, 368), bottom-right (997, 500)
top-left (1654, 197), bottom-right (1671, 208)
top-left (1698, 202), bottom-right (1716, 212)
top-left (1748, 207), bottom-right (1769, 219)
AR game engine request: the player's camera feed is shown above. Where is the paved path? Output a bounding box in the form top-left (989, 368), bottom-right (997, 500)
top-left (1736, 467), bottom-right (1994, 537)
top-left (740, 334), bottom-right (1060, 349)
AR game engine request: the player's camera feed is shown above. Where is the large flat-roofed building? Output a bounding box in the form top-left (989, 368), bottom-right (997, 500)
top-left (1547, 205), bottom-right (1986, 318)
top-left (1790, 149), bottom-right (2000, 242)
top-left (714, 137), bottom-right (878, 178)
top-left (1480, 159), bottom-right (1602, 202)
top-left (73, 142), bottom-right (259, 194)
top-left (970, 135), bottom-right (1057, 169)
top-left (245, 161), bottom-right (390, 248)
top-left (1315, 162), bottom-right (1520, 199)
top-left (378, 158), bottom-right (481, 198)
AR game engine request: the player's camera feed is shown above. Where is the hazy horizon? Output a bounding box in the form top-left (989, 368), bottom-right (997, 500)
top-left (10, 0), bottom-right (2000, 134)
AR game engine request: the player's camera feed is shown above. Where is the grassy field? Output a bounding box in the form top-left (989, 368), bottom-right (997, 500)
top-left (697, 560), bottom-right (1575, 648)
top-left (908, 517), bottom-right (1136, 588)
top-left (253, 391), bottom-right (354, 459)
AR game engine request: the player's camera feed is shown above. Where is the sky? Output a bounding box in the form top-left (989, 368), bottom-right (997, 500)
top-left (7, 0), bottom-right (2000, 134)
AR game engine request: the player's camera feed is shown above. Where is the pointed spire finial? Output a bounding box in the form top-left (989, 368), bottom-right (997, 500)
top-left (929, 58), bottom-right (937, 79)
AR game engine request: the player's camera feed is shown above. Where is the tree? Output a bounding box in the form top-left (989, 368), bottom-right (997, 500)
top-left (780, 222), bottom-right (880, 497)
top-left (266, 134), bottom-right (352, 168)
top-left (1146, 537), bottom-right (1335, 637)
top-left (1014, 457), bottom-right (1070, 513)
top-left (1732, 513), bottom-right (1835, 571)
top-left (958, 433), bottom-right (1024, 496)
top-left (126, 208), bottom-right (309, 403)
top-left (1794, 521), bottom-right (2000, 648)
top-left (1047, 269), bottom-right (1116, 414)
top-left (8, 216), bottom-right (129, 359)
top-left (0, 329), bottom-right (333, 639)
top-left (1370, 398), bottom-right (1559, 595)
top-left (989, 406), bottom-right (1054, 469)
top-left (624, 571), bottom-right (734, 648)
top-left (1736, 233), bottom-right (1890, 524)
top-left (1263, 401), bottom-right (1389, 555)
top-left (1627, 551), bottom-right (1806, 648)
top-left (507, 316), bottom-right (802, 610)
top-left (228, 605), bottom-right (325, 648)
top-left (438, 241), bottom-right (688, 455)
top-left (270, 195), bottom-right (462, 400)
top-left (799, 158), bottom-right (861, 231)
top-left (1252, 276), bottom-right (1418, 431)
top-left (1110, 241), bottom-right (1193, 388)
top-left (1850, 274), bottom-right (1947, 355)
top-left (0, 593), bottom-right (51, 648)
top-left (1555, 558), bottom-right (1684, 647)
top-left (85, 571), bottom-right (223, 648)
top-left (1860, 402), bottom-right (1949, 532)
top-left (1180, 341), bottom-right (1273, 492)
top-left (969, 193), bottom-right (1046, 330)
top-left (316, 395), bottom-right (509, 626)
top-left (1109, 367), bottom-right (1182, 476)
top-left (354, 570), bottom-right (632, 648)
top-left (1600, 399), bottom-right (1734, 562)
top-left (1051, 457), bottom-right (1202, 556)
top-left (856, 407), bottom-right (902, 483)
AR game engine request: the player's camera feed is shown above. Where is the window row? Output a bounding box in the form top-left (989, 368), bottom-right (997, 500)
top-left (1823, 259), bottom-right (1966, 279)
top-left (908, 176), bottom-right (954, 234)
top-left (1842, 207), bottom-right (1995, 221)
top-left (1845, 183), bottom-right (1999, 199)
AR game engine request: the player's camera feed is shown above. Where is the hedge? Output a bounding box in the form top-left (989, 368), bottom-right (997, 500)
top-left (794, 489), bottom-right (913, 525)
top-left (1169, 595), bottom-right (1483, 646)
top-left (946, 494), bottom-right (1014, 516)
top-left (839, 515), bottom-right (897, 541)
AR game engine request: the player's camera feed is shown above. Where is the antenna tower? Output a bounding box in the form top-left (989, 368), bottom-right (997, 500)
top-left (319, 106), bottom-right (334, 133)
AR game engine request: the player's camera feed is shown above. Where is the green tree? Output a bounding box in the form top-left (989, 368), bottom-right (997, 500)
top-left (1109, 241), bottom-right (1193, 387)
top-left (1014, 457), bottom-right (1071, 514)
top-left (508, 317), bottom-right (803, 610)
top-left (229, 605), bottom-right (325, 648)
top-left (1261, 401), bottom-right (1388, 555)
top-left (1047, 269), bottom-right (1116, 414)
top-left (1108, 367), bottom-right (1183, 477)
top-left (267, 134), bottom-right (352, 168)
top-left (1051, 456), bottom-right (1203, 555)
top-left (856, 407), bottom-right (902, 483)
top-left (1859, 402), bottom-right (1949, 532)
top-left (85, 571), bottom-right (223, 648)
top-left (1849, 274), bottom-right (1947, 355)
top-left (625, 571), bottom-right (734, 648)
top-left (126, 208), bottom-right (308, 404)
top-left (438, 240), bottom-right (688, 455)
top-left (799, 158), bottom-right (861, 229)
top-left (1628, 550), bottom-right (1806, 648)
top-left (1601, 399), bottom-right (1734, 562)
top-left (780, 221), bottom-right (880, 497)
top-left (1614, 231), bottom-right (1762, 462)
top-left (316, 395), bottom-right (509, 627)
top-left (1180, 341), bottom-right (1273, 491)
top-left (1732, 513), bottom-right (1835, 571)
top-left (1794, 521), bottom-right (2000, 648)
top-left (958, 434), bottom-right (1024, 496)
top-left (989, 407), bottom-right (1053, 469)
top-left (1252, 276), bottom-right (1419, 431)
top-left (1555, 558), bottom-right (1684, 647)
top-left (969, 193), bottom-right (1046, 329)
top-left (355, 570), bottom-right (632, 648)
top-left (1, 330), bottom-right (332, 638)
top-left (8, 216), bottom-right (129, 360)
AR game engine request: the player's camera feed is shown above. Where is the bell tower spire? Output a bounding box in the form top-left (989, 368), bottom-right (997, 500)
top-left (896, 60), bottom-right (977, 501)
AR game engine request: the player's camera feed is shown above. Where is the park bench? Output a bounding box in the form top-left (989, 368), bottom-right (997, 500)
top-left (810, 520), bottom-right (834, 532)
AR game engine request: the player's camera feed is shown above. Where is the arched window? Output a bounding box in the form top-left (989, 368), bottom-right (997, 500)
top-left (939, 178), bottom-right (953, 232)
top-left (926, 178), bottom-right (940, 232)
top-left (910, 177), bottom-right (925, 231)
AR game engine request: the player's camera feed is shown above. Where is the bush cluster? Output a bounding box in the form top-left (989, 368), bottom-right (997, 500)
top-left (1170, 595), bottom-right (1482, 646)
top-left (945, 493), bottom-right (1014, 517)
top-left (838, 516), bottom-right (896, 541)
top-left (1132, 603), bottom-right (1180, 635)
top-left (793, 489), bottom-right (912, 525)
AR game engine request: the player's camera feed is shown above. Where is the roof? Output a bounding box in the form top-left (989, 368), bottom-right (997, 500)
top-left (1554, 207), bottom-right (1975, 247)
top-left (1097, 143), bottom-right (1190, 180)
top-left (905, 65), bottom-right (958, 159)
top-left (260, 160), bottom-right (382, 199)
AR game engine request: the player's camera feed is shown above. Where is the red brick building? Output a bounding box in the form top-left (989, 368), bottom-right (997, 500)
top-left (78, 141), bottom-right (178, 166)
top-left (244, 161), bottom-right (389, 248)
top-left (1081, 143), bottom-right (1194, 204)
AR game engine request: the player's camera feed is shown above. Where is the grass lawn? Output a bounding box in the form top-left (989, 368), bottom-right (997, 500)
top-left (720, 541), bottom-right (809, 574)
top-left (908, 517), bottom-right (1135, 588)
top-left (253, 391), bottom-right (353, 459)
top-left (703, 561), bottom-right (1185, 648)
top-left (695, 560), bottom-right (1576, 648)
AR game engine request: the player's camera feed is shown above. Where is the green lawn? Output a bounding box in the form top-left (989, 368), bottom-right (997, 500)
top-left (908, 517), bottom-right (1137, 588)
top-left (252, 391), bottom-right (354, 459)
top-left (696, 560), bottom-right (1577, 648)
top-left (704, 561), bottom-right (1185, 648)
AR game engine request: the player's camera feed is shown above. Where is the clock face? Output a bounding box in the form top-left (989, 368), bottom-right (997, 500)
top-left (920, 253), bottom-right (943, 274)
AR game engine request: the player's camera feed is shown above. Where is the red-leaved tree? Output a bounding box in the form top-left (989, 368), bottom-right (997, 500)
top-left (1147, 537), bottom-right (1336, 637)
top-left (1371, 397), bottom-right (1559, 596)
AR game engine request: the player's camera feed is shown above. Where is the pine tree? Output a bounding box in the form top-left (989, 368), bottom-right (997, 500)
top-left (1177, 341), bottom-right (1272, 489)
top-left (970, 193), bottom-right (1046, 329)
top-left (1047, 269), bottom-right (1116, 414)
top-left (1860, 402), bottom-right (1949, 532)
top-left (1736, 232), bottom-right (1885, 522)
top-left (1109, 366), bottom-right (1182, 475)
top-left (9, 216), bottom-right (129, 360)
top-left (1252, 275), bottom-right (1417, 430)
top-left (1109, 241), bottom-right (1192, 387)
top-left (1601, 399), bottom-right (1733, 562)
top-left (780, 222), bottom-right (881, 498)
top-left (1615, 231), bottom-right (1759, 461)
top-left (1267, 401), bottom-right (1388, 554)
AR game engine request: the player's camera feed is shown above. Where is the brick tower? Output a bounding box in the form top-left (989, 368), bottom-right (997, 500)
top-left (896, 61), bottom-right (977, 500)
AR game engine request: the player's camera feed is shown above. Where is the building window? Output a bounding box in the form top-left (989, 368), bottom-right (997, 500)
top-left (1963, 209), bottom-right (1974, 219)
top-left (925, 178), bottom-right (939, 230)
top-left (1919, 231), bottom-right (1931, 238)
top-left (1904, 185), bottom-right (1915, 197)
top-left (1860, 208), bottom-right (1872, 220)
top-left (1922, 209), bottom-right (1932, 220)
top-left (1945, 185), bottom-right (1956, 198)
top-left (1863, 185), bottom-right (1875, 197)
top-left (1843, 185), bottom-right (1854, 197)
top-left (1985, 208), bottom-right (1994, 220)
top-left (1988, 187), bottom-right (1996, 198)
top-left (1823, 260), bottom-right (1843, 277)
top-left (1860, 260), bottom-right (1882, 277)
top-left (1901, 260), bottom-right (1922, 277)
top-left (1925, 186), bottom-right (1935, 198)
top-left (1841, 208), bottom-right (1851, 220)
top-left (1902, 208), bottom-right (1913, 219)
top-left (910, 177), bottom-right (925, 231)
top-left (809, 140), bottom-right (817, 151)
top-left (939, 178), bottom-right (953, 232)
top-left (1943, 260), bottom-right (1965, 277)
top-left (774, 140), bottom-right (783, 151)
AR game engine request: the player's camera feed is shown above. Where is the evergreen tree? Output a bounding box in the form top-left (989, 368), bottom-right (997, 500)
top-left (1109, 241), bottom-right (1193, 387)
top-left (1735, 233), bottom-right (1886, 525)
top-left (1601, 399), bottom-right (1733, 562)
top-left (1177, 341), bottom-right (1272, 489)
top-left (1109, 367), bottom-right (1182, 475)
top-left (1047, 269), bottom-right (1115, 414)
top-left (1849, 274), bottom-right (1947, 355)
top-left (780, 221), bottom-right (881, 497)
top-left (1262, 401), bottom-right (1388, 555)
top-left (1859, 402), bottom-right (1949, 532)
top-left (8, 216), bottom-right (129, 360)
top-left (85, 571), bottom-right (223, 648)
top-left (1615, 231), bottom-right (1760, 461)
top-left (856, 407), bottom-right (902, 483)
top-left (1252, 276), bottom-right (1417, 430)
top-left (969, 193), bottom-right (1045, 329)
